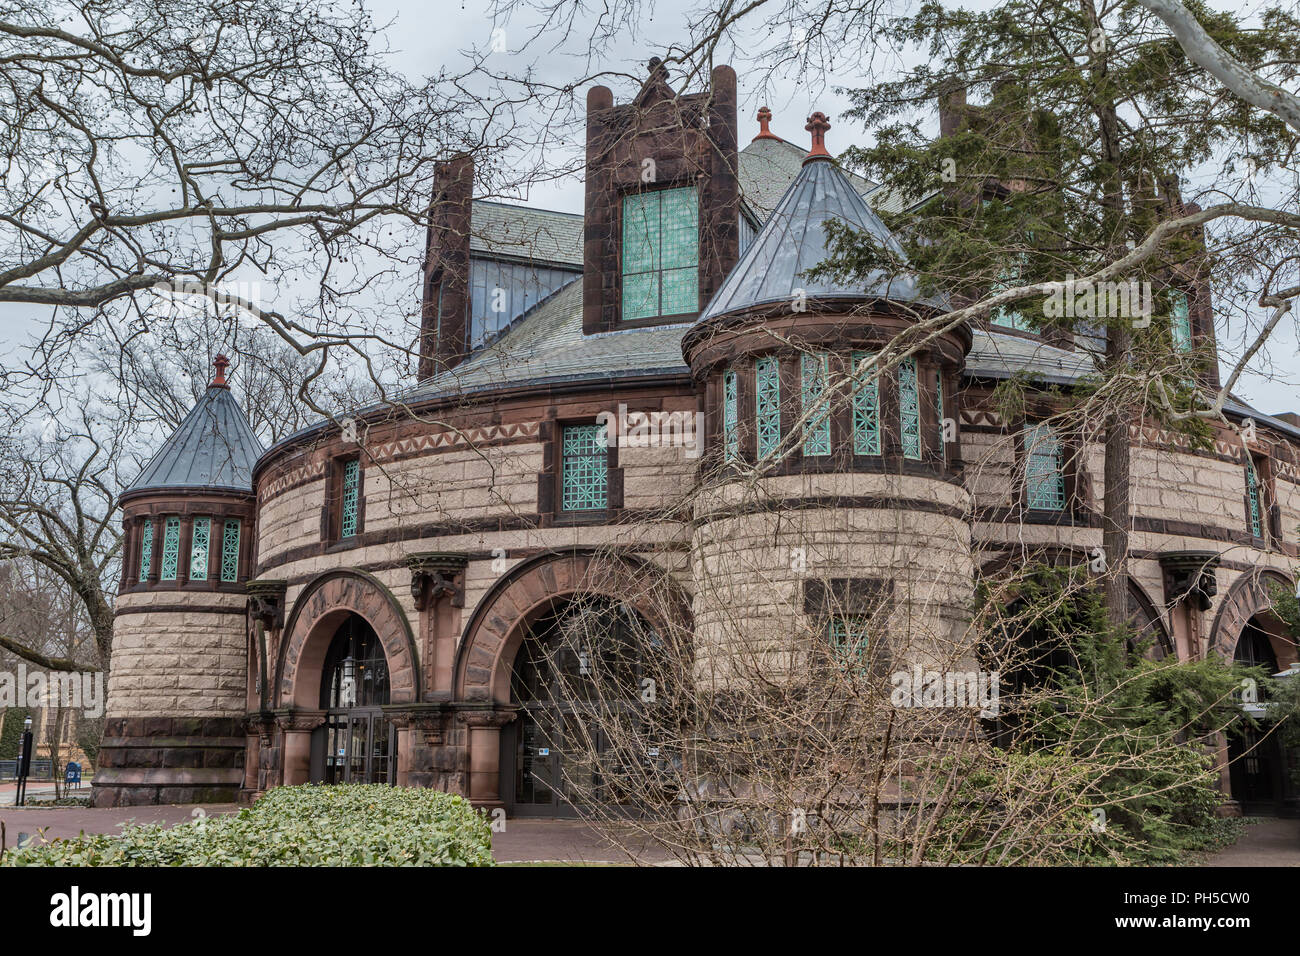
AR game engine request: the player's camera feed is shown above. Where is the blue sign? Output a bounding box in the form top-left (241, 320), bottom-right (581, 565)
top-left (64, 762), bottom-right (81, 785)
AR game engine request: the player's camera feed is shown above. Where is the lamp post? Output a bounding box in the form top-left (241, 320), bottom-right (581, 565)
top-left (14, 715), bottom-right (33, 806)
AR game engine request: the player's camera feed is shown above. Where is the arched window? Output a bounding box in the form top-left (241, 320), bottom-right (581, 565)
top-left (320, 616), bottom-right (390, 710)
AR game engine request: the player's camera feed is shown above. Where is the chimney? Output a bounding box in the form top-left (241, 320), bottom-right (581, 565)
top-left (938, 82), bottom-right (967, 138)
top-left (419, 152), bottom-right (474, 380)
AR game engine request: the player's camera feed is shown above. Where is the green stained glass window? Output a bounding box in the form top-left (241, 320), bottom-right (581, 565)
top-left (801, 352), bottom-right (831, 457)
top-left (221, 519), bottom-right (242, 583)
top-left (756, 357), bottom-right (782, 460)
top-left (561, 423), bottom-right (608, 511)
top-left (722, 370), bottom-right (739, 461)
top-left (899, 357), bottom-right (922, 460)
top-left (340, 459), bottom-right (360, 538)
top-left (189, 517), bottom-right (210, 581)
top-left (1170, 290), bottom-right (1192, 352)
top-left (1246, 458), bottom-right (1263, 538)
top-left (936, 369), bottom-right (946, 463)
top-left (1025, 423), bottom-right (1066, 511)
top-left (160, 516), bottom-right (181, 581)
top-left (621, 187), bottom-right (699, 321)
top-left (828, 615), bottom-right (871, 671)
top-left (851, 351), bottom-right (880, 456)
top-left (139, 521), bottom-right (153, 582)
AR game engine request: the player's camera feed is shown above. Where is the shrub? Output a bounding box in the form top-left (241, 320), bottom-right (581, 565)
top-left (1, 784), bottom-right (494, 867)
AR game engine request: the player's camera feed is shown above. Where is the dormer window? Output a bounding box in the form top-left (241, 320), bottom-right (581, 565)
top-left (621, 186), bottom-right (699, 322)
top-left (1169, 289), bottom-right (1192, 352)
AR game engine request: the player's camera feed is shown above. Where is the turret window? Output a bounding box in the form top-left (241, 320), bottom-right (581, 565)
top-left (139, 521), bottom-right (153, 582)
top-left (159, 516), bottom-right (181, 581)
top-left (561, 423), bottom-right (609, 511)
top-left (189, 517), bottom-right (210, 581)
top-left (936, 369), bottom-right (947, 463)
top-left (722, 369), bottom-right (739, 461)
top-left (801, 352), bottom-right (831, 457)
top-left (899, 357), bottom-right (922, 460)
top-left (621, 187), bottom-right (699, 321)
top-left (756, 356), bottom-right (782, 460)
top-left (851, 352), bottom-right (880, 456)
top-left (1024, 423), bottom-right (1066, 511)
top-left (828, 615), bottom-right (871, 672)
top-left (221, 519), bottom-right (242, 583)
top-left (1169, 289), bottom-right (1192, 352)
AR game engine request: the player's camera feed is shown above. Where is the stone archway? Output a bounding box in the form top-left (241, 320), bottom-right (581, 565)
top-left (277, 569), bottom-right (420, 709)
top-left (452, 549), bottom-right (691, 809)
top-left (1210, 568), bottom-right (1294, 661)
top-left (454, 549), bottom-right (691, 704)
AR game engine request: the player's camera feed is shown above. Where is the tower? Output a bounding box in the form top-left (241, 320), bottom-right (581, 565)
top-left (94, 356), bottom-right (263, 807)
top-left (681, 113), bottom-right (975, 682)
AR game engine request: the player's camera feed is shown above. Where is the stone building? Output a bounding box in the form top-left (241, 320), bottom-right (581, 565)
top-left (94, 63), bottom-right (1300, 815)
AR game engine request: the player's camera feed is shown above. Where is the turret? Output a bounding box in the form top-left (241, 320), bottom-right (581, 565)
top-left (94, 356), bottom-right (264, 807)
top-left (681, 114), bottom-right (975, 684)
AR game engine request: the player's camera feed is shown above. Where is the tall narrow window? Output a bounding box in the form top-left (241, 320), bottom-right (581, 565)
top-left (756, 356), bottom-right (782, 460)
top-left (189, 517), bottom-right (211, 581)
top-left (1024, 423), bottom-right (1066, 511)
top-left (159, 516), bottom-right (181, 581)
top-left (561, 423), bottom-right (608, 511)
top-left (1169, 289), bottom-right (1192, 352)
top-left (621, 187), bottom-right (699, 321)
top-left (722, 369), bottom-right (739, 461)
top-left (936, 369), bottom-right (947, 463)
top-left (1246, 457), bottom-right (1264, 538)
top-left (899, 357), bottom-right (922, 460)
top-left (340, 459), bottom-right (360, 538)
top-left (851, 352), bottom-right (880, 456)
top-left (801, 352), bottom-right (831, 457)
top-left (138, 521), bottom-right (153, 582)
top-left (221, 519), bottom-right (242, 583)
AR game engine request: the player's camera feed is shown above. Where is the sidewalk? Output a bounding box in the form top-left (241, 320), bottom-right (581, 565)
top-left (1199, 817), bottom-right (1300, 867)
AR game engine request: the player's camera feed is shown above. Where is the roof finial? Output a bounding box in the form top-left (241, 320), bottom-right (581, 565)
top-left (804, 112), bottom-right (832, 163)
top-left (211, 354), bottom-right (231, 388)
top-left (754, 106), bottom-right (781, 142)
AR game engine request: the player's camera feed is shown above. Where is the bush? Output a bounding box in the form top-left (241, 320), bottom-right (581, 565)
top-left (1, 784), bottom-right (494, 867)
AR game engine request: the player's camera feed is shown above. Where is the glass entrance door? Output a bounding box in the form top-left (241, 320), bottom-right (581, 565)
top-left (324, 709), bottom-right (394, 784)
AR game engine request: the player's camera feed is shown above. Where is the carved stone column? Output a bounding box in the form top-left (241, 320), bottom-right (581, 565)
top-left (275, 711), bottom-right (326, 786)
top-left (406, 552), bottom-right (469, 697)
top-left (458, 707), bottom-right (517, 809)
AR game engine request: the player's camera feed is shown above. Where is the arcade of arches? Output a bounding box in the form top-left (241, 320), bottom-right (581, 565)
top-left (243, 558), bottom-right (1297, 816)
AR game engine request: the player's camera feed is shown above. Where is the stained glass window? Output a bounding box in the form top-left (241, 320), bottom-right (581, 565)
top-left (936, 369), bottom-right (946, 463)
top-left (1170, 290), bottom-right (1192, 352)
top-left (139, 521), bottom-right (153, 582)
top-left (801, 352), bottom-right (831, 457)
top-left (828, 615), bottom-right (871, 671)
top-left (722, 370), bottom-right (738, 461)
top-left (899, 357), bottom-right (922, 460)
top-left (1246, 458), bottom-right (1263, 538)
top-left (221, 519), bottom-right (241, 583)
top-left (160, 516), bottom-right (181, 581)
top-left (340, 458), bottom-right (360, 538)
top-left (621, 187), bottom-right (699, 321)
top-left (851, 352), bottom-right (880, 456)
top-left (756, 356), bottom-right (782, 460)
top-left (189, 517), bottom-right (210, 581)
top-left (561, 423), bottom-right (608, 511)
top-left (1025, 423), bottom-right (1067, 511)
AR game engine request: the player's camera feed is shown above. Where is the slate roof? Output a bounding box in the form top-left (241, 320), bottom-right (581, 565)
top-left (469, 200), bottom-right (584, 267)
top-left (126, 384), bottom-right (264, 496)
top-left (699, 155), bottom-right (946, 323)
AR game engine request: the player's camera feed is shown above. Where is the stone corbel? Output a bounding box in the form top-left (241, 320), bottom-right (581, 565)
top-left (1159, 551), bottom-right (1222, 612)
top-left (406, 552), bottom-right (469, 611)
top-left (457, 706), bottom-right (518, 730)
top-left (273, 710), bottom-right (327, 734)
top-left (246, 579), bottom-right (288, 631)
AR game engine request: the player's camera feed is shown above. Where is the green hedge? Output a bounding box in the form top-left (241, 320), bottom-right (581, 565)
top-left (2, 784), bottom-right (494, 866)
top-left (0, 707), bottom-right (31, 760)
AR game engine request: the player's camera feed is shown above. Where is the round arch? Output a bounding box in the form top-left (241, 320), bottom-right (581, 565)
top-left (276, 569), bottom-right (420, 709)
top-left (454, 549), bottom-right (692, 703)
top-left (1126, 579), bottom-right (1174, 659)
top-left (1210, 567), bottom-right (1295, 662)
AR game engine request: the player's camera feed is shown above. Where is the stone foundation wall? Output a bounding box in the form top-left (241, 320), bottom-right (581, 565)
top-left (92, 716), bottom-right (244, 807)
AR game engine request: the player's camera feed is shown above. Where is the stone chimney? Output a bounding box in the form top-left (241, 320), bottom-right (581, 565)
top-left (938, 82), bottom-right (968, 138)
top-left (419, 153), bottom-right (474, 380)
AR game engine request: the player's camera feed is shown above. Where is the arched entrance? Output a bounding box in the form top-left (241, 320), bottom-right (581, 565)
top-left (312, 614), bottom-right (395, 785)
top-left (1227, 616), bottom-right (1290, 815)
top-left (500, 596), bottom-right (656, 816)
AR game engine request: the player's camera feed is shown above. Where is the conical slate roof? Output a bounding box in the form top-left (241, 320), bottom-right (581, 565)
top-left (699, 140), bottom-right (945, 323)
top-left (125, 359), bottom-right (264, 496)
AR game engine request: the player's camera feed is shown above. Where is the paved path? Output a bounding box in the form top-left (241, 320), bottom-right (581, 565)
top-left (1200, 817), bottom-right (1300, 867)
